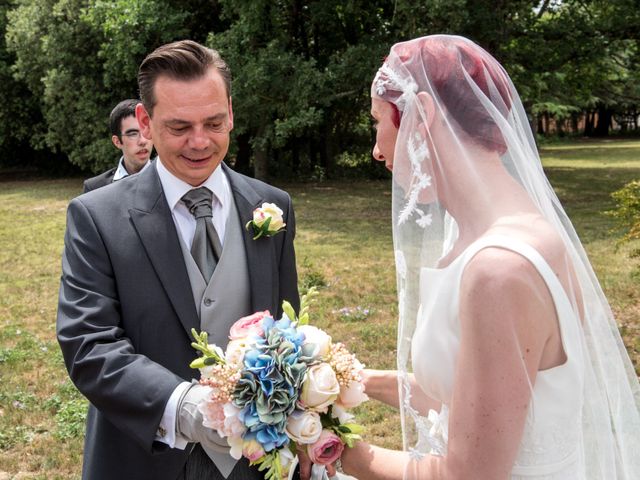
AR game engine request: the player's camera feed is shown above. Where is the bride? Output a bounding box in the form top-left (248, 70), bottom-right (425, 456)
top-left (323, 35), bottom-right (640, 479)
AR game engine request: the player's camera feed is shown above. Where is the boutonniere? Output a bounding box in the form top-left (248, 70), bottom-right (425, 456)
top-left (246, 202), bottom-right (286, 239)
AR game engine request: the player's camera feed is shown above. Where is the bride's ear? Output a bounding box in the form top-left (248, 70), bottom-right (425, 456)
top-left (417, 91), bottom-right (436, 130)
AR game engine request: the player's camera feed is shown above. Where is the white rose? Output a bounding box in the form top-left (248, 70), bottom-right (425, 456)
top-left (330, 404), bottom-right (355, 424)
top-left (227, 435), bottom-right (244, 460)
top-left (254, 202), bottom-right (285, 231)
top-left (300, 363), bottom-right (340, 412)
top-left (336, 380), bottom-right (369, 409)
top-left (280, 447), bottom-right (297, 480)
top-left (225, 339), bottom-right (248, 369)
top-left (285, 410), bottom-right (322, 444)
top-left (298, 325), bottom-right (332, 360)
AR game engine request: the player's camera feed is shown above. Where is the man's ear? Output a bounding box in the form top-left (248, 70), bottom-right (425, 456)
top-left (136, 103), bottom-right (152, 139)
top-left (111, 135), bottom-right (123, 150)
top-left (228, 97), bottom-right (234, 132)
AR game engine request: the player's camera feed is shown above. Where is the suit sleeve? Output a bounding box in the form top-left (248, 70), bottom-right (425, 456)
top-left (277, 192), bottom-right (300, 315)
top-left (56, 198), bottom-right (183, 453)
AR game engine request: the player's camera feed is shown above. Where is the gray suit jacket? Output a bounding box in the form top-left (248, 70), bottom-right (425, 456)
top-left (82, 166), bottom-right (117, 193)
top-left (57, 163), bottom-right (299, 480)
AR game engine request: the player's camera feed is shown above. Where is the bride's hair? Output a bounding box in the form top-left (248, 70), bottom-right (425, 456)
top-left (378, 37), bottom-right (513, 154)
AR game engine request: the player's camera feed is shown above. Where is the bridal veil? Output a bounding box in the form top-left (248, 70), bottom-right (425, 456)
top-left (373, 35), bottom-right (640, 478)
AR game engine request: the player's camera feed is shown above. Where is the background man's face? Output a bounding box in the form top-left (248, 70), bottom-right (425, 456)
top-left (138, 68), bottom-right (233, 186)
top-left (112, 115), bottom-right (153, 174)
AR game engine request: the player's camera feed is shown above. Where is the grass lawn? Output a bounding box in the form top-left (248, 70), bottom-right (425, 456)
top-left (1, 139), bottom-right (638, 478)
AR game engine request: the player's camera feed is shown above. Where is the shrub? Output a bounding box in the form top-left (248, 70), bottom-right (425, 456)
top-left (608, 180), bottom-right (640, 265)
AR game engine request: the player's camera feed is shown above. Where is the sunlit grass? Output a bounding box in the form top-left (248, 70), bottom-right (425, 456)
top-left (0, 139), bottom-right (638, 476)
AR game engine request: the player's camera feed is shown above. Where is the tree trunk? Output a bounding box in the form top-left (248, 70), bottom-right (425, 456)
top-left (594, 106), bottom-right (612, 137)
top-left (537, 115), bottom-right (545, 136)
top-left (253, 125), bottom-right (269, 180)
top-left (233, 133), bottom-right (252, 175)
top-left (583, 111), bottom-right (595, 136)
top-left (571, 113), bottom-right (579, 134)
top-left (254, 147), bottom-right (268, 180)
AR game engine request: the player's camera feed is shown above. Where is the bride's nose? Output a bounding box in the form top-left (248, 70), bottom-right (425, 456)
top-left (372, 144), bottom-right (384, 162)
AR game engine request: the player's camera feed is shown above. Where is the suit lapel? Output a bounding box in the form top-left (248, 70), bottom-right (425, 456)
top-left (129, 165), bottom-right (200, 337)
top-left (223, 164), bottom-right (277, 312)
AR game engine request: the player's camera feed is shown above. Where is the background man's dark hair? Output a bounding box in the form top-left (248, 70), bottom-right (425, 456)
top-left (109, 99), bottom-right (140, 139)
top-left (138, 40), bottom-right (231, 117)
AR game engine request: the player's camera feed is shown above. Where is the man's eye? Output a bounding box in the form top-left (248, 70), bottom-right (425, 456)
top-left (170, 127), bottom-right (188, 133)
top-left (206, 123), bottom-right (223, 130)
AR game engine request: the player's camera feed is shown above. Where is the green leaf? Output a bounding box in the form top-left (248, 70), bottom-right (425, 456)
top-left (341, 423), bottom-right (365, 434)
top-left (282, 300), bottom-right (296, 321)
top-left (189, 357), bottom-right (207, 369)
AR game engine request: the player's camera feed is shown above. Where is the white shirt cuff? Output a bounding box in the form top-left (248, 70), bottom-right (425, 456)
top-left (155, 381), bottom-right (191, 449)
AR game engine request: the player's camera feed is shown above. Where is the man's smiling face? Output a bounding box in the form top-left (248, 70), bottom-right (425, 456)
top-left (137, 67), bottom-right (233, 186)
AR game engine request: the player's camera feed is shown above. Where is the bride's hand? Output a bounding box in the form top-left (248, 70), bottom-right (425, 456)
top-left (296, 444), bottom-right (312, 480)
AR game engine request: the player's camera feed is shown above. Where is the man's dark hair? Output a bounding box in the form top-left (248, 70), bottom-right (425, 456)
top-left (138, 40), bottom-right (231, 117)
top-left (109, 99), bottom-right (140, 139)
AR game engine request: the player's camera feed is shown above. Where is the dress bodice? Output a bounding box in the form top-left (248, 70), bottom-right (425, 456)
top-left (411, 236), bottom-right (585, 478)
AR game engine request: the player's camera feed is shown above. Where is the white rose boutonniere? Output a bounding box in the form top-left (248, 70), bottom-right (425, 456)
top-left (246, 202), bottom-right (286, 239)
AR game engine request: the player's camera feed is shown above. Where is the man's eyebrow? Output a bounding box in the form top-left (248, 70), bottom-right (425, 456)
top-left (164, 119), bottom-right (191, 126)
top-left (164, 114), bottom-right (226, 126)
top-left (204, 113), bottom-right (227, 122)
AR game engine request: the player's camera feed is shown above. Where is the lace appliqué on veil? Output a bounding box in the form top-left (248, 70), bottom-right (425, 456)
top-left (400, 372), bottom-right (449, 459)
top-left (373, 63), bottom-right (418, 112)
top-left (398, 132), bottom-right (432, 228)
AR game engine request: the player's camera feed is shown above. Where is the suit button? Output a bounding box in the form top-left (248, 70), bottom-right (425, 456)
top-left (204, 298), bottom-right (213, 307)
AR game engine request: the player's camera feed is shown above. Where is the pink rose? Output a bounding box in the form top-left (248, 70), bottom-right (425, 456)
top-left (242, 438), bottom-right (265, 462)
top-left (307, 430), bottom-right (345, 465)
top-left (199, 401), bottom-right (244, 438)
top-left (229, 311), bottom-right (270, 340)
top-left (199, 399), bottom-right (226, 431)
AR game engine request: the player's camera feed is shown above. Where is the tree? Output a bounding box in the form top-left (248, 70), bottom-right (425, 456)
top-left (6, 0), bottom-right (190, 172)
top-left (0, 0), bottom-right (46, 167)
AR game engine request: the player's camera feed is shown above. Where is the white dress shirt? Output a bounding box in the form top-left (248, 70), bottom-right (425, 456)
top-left (154, 158), bottom-right (232, 449)
top-left (112, 155), bottom-right (152, 181)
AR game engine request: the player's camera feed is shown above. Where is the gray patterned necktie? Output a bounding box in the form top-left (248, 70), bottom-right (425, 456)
top-left (181, 187), bottom-right (223, 282)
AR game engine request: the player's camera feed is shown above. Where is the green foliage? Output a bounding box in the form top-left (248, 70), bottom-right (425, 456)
top-left (43, 381), bottom-right (88, 440)
top-left (0, 0), bottom-right (43, 164)
top-left (320, 407), bottom-right (363, 448)
top-left (609, 180), bottom-right (640, 249)
top-left (1, 0), bottom-right (639, 176)
top-left (53, 396), bottom-right (88, 440)
top-left (250, 449), bottom-right (284, 480)
top-left (5, 0), bottom-right (188, 173)
top-left (299, 257), bottom-right (328, 292)
top-left (189, 328), bottom-right (226, 368)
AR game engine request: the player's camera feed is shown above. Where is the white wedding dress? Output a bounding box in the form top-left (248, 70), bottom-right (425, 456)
top-left (411, 235), bottom-right (584, 479)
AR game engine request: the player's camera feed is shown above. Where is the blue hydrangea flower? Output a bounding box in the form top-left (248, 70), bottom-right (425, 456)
top-left (249, 423), bottom-right (290, 452)
top-left (233, 322), bottom-right (307, 431)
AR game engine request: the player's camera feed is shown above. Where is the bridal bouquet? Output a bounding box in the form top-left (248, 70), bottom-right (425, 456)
top-left (189, 288), bottom-right (367, 480)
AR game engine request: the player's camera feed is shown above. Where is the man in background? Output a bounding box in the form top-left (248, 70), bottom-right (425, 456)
top-left (83, 98), bottom-right (154, 192)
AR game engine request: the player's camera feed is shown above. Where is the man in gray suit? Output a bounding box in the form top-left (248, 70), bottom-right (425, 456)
top-left (83, 99), bottom-right (154, 192)
top-left (57, 40), bottom-right (299, 480)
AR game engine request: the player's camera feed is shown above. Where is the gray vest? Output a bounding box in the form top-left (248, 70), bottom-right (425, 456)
top-left (179, 194), bottom-right (252, 348)
top-left (178, 193), bottom-right (252, 477)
